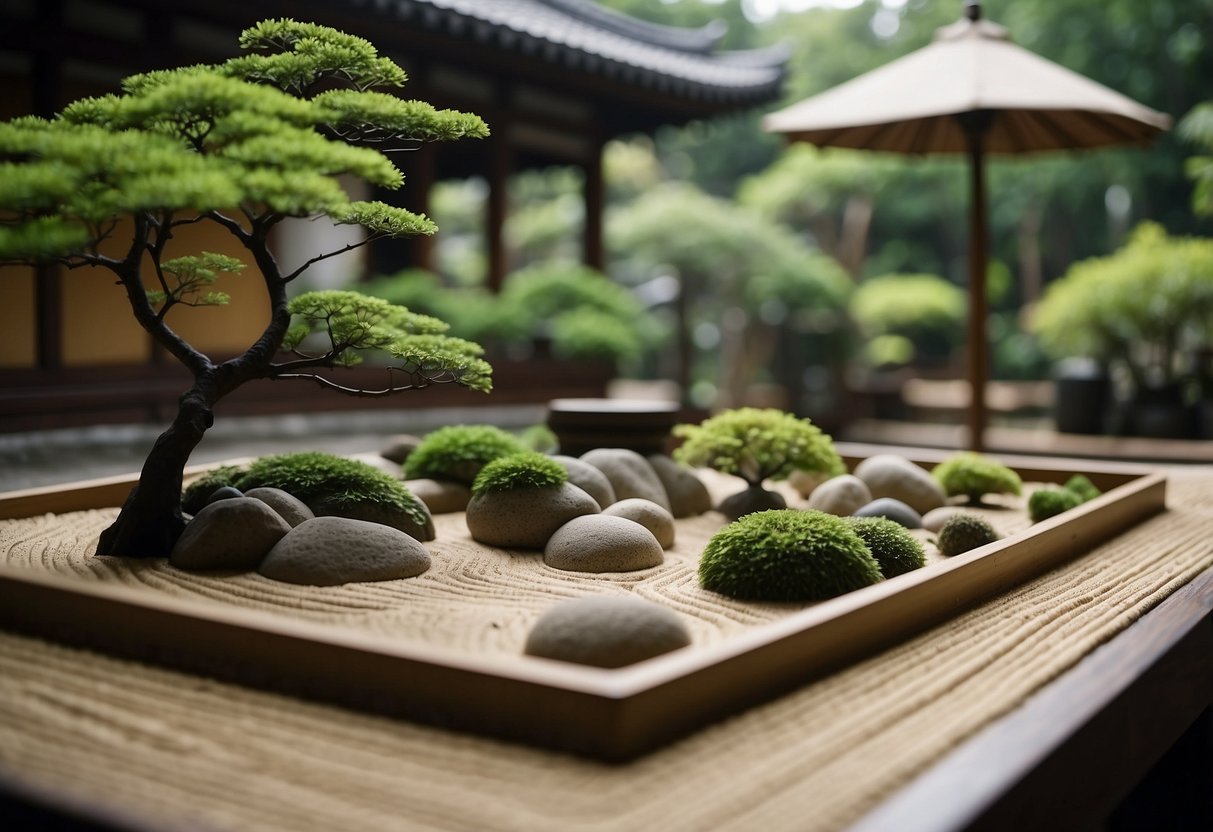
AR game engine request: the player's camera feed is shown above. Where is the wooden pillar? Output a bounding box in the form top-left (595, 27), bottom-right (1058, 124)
top-left (486, 124), bottom-right (511, 293)
top-left (33, 0), bottom-right (64, 370)
top-left (583, 136), bottom-right (605, 272)
top-left (963, 115), bottom-right (990, 453)
top-left (410, 143), bottom-right (438, 273)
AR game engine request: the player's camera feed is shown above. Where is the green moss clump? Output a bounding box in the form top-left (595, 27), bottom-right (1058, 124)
top-left (403, 425), bottom-right (528, 484)
top-left (936, 514), bottom-right (1001, 557)
top-left (234, 451), bottom-right (428, 528)
top-left (471, 452), bottom-right (568, 495)
top-left (1028, 487), bottom-right (1083, 522)
top-left (181, 464), bottom-right (246, 514)
top-left (845, 516), bottom-right (926, 578)
top-left (699, 509), bottom-right (883, 602)
top-left (518, 423), bottom-right (559, 454)
top-left (1064, 474), bottom-right (1101, 503)
top-left (931, 452), bottom-right (1022, 504)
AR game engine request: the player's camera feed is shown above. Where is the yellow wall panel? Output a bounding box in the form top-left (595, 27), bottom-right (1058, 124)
top-left (62, 266), bottom-right (151, 365)
top-left (0, 266), bottom-right (37, 368)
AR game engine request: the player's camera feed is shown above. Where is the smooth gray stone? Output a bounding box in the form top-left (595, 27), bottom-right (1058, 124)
top-left (170, 497), bottom-right (291, 571)
top-left (646, 454), bottom-right (712, 518)
top-left (243, 487), bottom-right (314, 528)
top-left (465, 482), bottom-right (599, 549)
top-left (853, 497), bottom-right (923, 529)
top-left (205, 486), bottom-right (244, 505)
top-left (524, 596), bottom-right (691, 668)
top-left (853, 454), bottom-right (947, 514)
top-left (551, 455), bottom-right (616, 509)
top-left (601, 498), bottom-right (676, 549)
top-left (718, 485), bottom-right (786, 522)
top-left (543, 514), bottom-right (664, 573)
top-left (310, 495), bottom-right (435, 542)
top-left (258, 516), bottom-right (430, 586)
top-left (405, 478), bottom-right (471, 514)
top-left (580, 448), bottom-right (671, 512)
top-left (379, 433), bottom-right (423, 465)
top-left (806, 475), bottom-right (873, 516)
top-left (922, 505), bottom-right (967, 533)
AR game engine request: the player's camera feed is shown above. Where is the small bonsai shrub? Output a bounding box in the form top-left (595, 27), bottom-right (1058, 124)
top-left (936, 514), bottom-right (1001, 557)
top-left (518, 423), bottom-right (559, 453)
top-left (235, 451), bottom-right (429, 529)
top-left (1028, 487), bottom-right (1083, 523)
top-left (931, 452), bottom-right (1022, 504)
top-left (403, 425), bottom-right (528, 484)
top-left (1064, 474), bottom-right (1101, 503)
top-left (181, 465), bottom-right (246, 515)
top-left (472, 452), bottom-right (567, 495)
top-left (699, 509), bottom-right (883, 602)
top-left (844, 516), bottom-right (926, 578)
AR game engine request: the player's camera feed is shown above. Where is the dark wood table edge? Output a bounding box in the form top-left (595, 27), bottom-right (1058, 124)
top-left (849, 564), bottom-right (1213, 832)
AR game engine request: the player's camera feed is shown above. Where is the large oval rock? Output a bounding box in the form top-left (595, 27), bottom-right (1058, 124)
top-left (243, 487), bottom-right (314, 528)
top-left (718, 486), bottom-right (786, 522)
top-left (258, 516), bottom-right (430, 586)
top-left (524, 595), bottom-right (691, 668)
top-left (602, 498), bottom-right (676, 549)
top-left (204, 486), bottom-right (244, 505)
top-left (379, 433), bottom-right (423, 465)
top-left (544, 514), bottom-right (664, 573)
top-left (466, 482), bottom-right (599, 549)
top-left (646, 454), bottom-right (712, 517)
top-left (170, 497), bottom-right (292, 571)
top-left (551, 455), bottom-right (616, 509)
top-left (405, 478), bottom-right (471, 514)
top-left (310, 496), bottom-right (435, 542)
top-left (853, 497), bottom-right (923, 529)
top-left (580, 448), bottom-right (671, 512)
top-left (853, 454), bottom-right (947, 514)
top-left (807, 475), bottom-right (873, 516)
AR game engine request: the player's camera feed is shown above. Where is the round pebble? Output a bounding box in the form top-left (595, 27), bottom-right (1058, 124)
top-left (551, 455), bottom-right (617, 509)
top-left (580, 448), bottom-right (671, 512)
top-left (405, 478), bottom-right (471, 514)
top-left (646, 455), bottom-right (712, 517)
top-left (243, 487), bottom-right (314, 528)
top-left (544, 514), bottom-right (664, 573)
top-left (524, 596), bottom-right (691, 668)
top-left (922, 505), bottom-right (968, 533)
top-left (170, 497), bottom-right (291, 571)
top-left (466, 482), bottom-right (599, 549)
top-left (602, 498), bottom-right (676, 549)
top-left (854, 454), bottom-right (947, 514)
top-left (258, 516), bottom-right (430, 586)
top-left (806, 475), bottom-right (873, 516)
top-left (853, 497), bottom-right (923, 529)
top-left (717, 486), bottom-right (786, 521)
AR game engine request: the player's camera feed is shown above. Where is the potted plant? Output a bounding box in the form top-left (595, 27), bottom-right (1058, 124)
top-left (0, 19), bottom-right (491, 556)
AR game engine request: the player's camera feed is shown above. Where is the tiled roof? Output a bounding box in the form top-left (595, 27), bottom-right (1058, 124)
top-left (349, 0), bottom-right (788, 105)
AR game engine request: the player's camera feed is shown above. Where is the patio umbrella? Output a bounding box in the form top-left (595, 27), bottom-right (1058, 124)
top-left (763, 0), bottom-right (1171, 450)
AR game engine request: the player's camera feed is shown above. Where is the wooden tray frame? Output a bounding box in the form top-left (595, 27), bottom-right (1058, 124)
top-left (0, 445), bottom-right (1166, 761)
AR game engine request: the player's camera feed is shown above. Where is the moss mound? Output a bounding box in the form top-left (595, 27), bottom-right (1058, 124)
top-left (1028, 486), bottom-right (1083, 522)
top-left (1064, 474), bottom-right (1101, 503)
top-left (472, 452), bottom-right (568, 495)
top-left (181, 465), bottom-right (246, 515)
top-left (699, 509), bottom-right (883, 602)
top-left (936, 513), bottom-right (1001, 557)
top-left (845, 516), bottom-right (926, 578)
top-left (931, 452), bottom-right (1022, 503)
top-left (234, 451), bottom-right (429, 529)
top-left (403, 425), bottom-right (528, 484)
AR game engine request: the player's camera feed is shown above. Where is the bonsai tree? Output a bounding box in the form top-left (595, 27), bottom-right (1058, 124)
top-left (673, 407), bottom-right (844, 520)
top-left (0, 20), bottom-right (490, 556)
top-left (931, 452), bottom-right (1022, 505)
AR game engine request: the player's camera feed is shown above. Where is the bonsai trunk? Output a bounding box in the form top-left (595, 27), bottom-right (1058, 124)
top-left (95, 385), bottom-right (216, 557)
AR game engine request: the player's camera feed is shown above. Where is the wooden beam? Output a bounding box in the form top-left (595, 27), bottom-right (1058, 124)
top-left (486, 123), bottom-right (511, 293)
top-left (583, 133), bottom-right (605, 272)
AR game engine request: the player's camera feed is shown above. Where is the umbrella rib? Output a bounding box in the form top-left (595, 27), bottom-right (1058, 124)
top-left (999, 112), bottom-right (1030, 154)
top-left (1030, 111), bottom-right (1086, 149)
top-left (1069, 108), bottom-right (1151, 145)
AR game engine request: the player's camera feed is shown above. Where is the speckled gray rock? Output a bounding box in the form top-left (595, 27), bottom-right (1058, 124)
top-left (853, 497), bottom-right (923, 529)
top-left (551, 455), bottom-right (616, 509)
top-left (258, 516), bottom-right (430, 586)
top-left (853, 454), bottom-right (947, 514)
top-left (170, 497), bottom-right (291, 571)
top-left (243, 487), bottom-right (314, 528)
top-left (646, 454), bottom-right (712, 517)
top-left (544, 514), bottom-right (664, 573)
top-left (310, 496), bottom-right (435, 542)
top-left (602, 498), bottom-right (676, 549)
top-left (405, 478), bottom-right (471, 514)
top-left (718, 486), bottom-right (786, 521)
top-left (380, 433), bottom-right (423, 465)
top-left (580, 448), bottom-right (671, 512)
top-left (922, 505), bottom-right (967, 533)
top-left (807, 475), bottom-right (873, 516)
top-left (204, 485), bottom-right (244, 505)
top-left (466, 483), bottom-right (599, 549)
top-left (524, 596), bottom-right (691, 668)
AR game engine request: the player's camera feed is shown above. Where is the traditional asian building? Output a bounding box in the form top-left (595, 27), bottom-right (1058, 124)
top-left (0, 0), bottom-right (787, 430)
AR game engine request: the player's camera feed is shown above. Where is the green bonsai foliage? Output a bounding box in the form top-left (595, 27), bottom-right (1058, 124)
top-left (699, 509), bottom-right (883, 602)
top-left (234, 451), bottom-right (429, 528)
top-left (844, 516), bottom-right (926, 578)
top-left (931, 452), bottom-right (1022, 504)
top-left (518, 424), bottom-right (559, 453)
top-left (1028, 487), bottom-right (1083, 523)
top-left (673, 408), bottom-right (844, 488)
top-left (471, 452), bottom-right (568, 496)
top-left (181, 465), bottom-right (246, 515)
top-left (1064, 474), bottom-right (1101, 503)
top-left (936, 514), bottom-right (1001, 558)
top-left (849, 273), bottom-right (965, 367)
top-left (0, 19), bottom-right (490, 556)
top-left (403, 425), bottom-right (529, 484)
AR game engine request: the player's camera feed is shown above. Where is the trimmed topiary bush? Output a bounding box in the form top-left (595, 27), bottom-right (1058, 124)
top-left (181, 465), bottom-right (246, 515)
top-left (931, 452), bottom-right (1022, 504)
top-left (936, 514), bottom-right (1001, 557)
top-left (1064, 474), bottom-right (1101, 503)
top-left (845, 516), bottom-right (926, 578)
top-left (234, 451), bottom-right (429, 530)
top-left (403, 425), bottom-right (528, 484)
top-left (472, 452), bottom-right (567, 495)
top-left (1028, 487), bottom-right (1083, 522)
top-left (699, 509), bottom-right (883, 602)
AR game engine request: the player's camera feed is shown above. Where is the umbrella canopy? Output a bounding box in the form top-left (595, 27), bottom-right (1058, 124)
top-left (763, 1), bottom-right (1171, 450)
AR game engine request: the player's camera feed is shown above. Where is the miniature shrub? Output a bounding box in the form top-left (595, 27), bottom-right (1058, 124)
top-left (1064, 474), bottom-right (1101, 503)
top-left (936, 514), bottom-right (1000, 557)
top-left (471, 452), bottom-right (567, 496)
top-left (699, 509), bottom-right (883, 602)
top-left (673, 408), bottom-right (844, 487)
top-left (181, 465), bottom-right (246, 515)
top-left (931, 452), bottom-right (1022, 504)
top-left (518, 423), bottom-right (559, 453)
top-left (845, 516), bottom-right (926, 578)
top-left (1028, 487), bottom-right (1083, 523)
top-left (403, 425), bottom-right (528, 483)
top-left (234, 451), bottom-right (428, 528)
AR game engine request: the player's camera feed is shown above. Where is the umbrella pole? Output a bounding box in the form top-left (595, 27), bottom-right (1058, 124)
top-left (964, 120), bottom-right (989, 452)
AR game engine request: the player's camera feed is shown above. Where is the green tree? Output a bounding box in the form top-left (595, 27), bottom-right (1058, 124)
top-left (0, 20), bottom-right (489, 556)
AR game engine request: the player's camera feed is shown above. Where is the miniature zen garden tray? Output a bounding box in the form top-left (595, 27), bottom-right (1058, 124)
top-left (0, 444), bottom-right (1166, 761)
